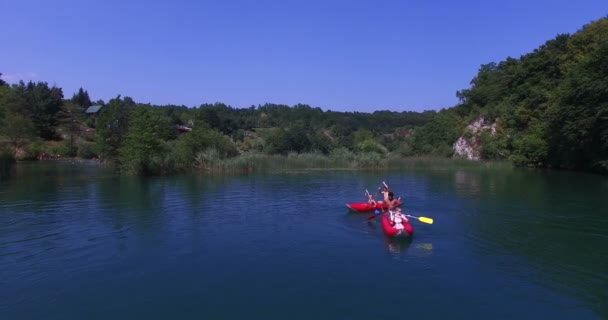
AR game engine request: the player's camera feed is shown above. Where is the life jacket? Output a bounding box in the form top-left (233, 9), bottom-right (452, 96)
top-left (390, 211), bottom-right (407, 230)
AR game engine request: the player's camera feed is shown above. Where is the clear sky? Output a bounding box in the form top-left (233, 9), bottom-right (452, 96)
top-left (2, 0), bottom-right (607, 112)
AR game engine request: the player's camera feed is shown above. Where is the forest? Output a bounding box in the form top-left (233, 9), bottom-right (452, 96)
top-left (1, 17), bottom-right (606, 174)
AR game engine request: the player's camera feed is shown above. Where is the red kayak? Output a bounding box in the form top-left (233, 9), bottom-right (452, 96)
top-left (346, 198), bottom-right (403, 212)
top-left (381, 213), bottom-right (414, 237)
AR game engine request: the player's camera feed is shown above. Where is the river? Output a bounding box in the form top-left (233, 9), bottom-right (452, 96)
top-left (0, 161), bottom-right (606, 319)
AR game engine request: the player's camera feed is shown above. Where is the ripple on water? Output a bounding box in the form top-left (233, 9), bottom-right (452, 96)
top-left (1, 164), bottom-right (607, 319)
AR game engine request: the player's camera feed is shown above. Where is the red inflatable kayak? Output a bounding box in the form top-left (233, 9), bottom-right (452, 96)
top-left (346, 198), bottom-right (403, 212)
top-left (381, 213), bottom-right (414, 237)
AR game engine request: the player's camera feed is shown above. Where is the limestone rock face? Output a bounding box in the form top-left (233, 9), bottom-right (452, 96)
top-left (453, 117), bottom-right (497, 160)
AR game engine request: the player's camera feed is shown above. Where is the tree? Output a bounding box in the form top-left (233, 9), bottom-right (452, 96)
top-left (549, 32), bottom-right (608, 171)
top-left (0, 111), bottom-right (36, 157)
top-left (71, 87), bottom-right (92, 108)
top-left (0, 85), bottom-right (37, 156)
top-left (57, 101), bottom-right (84, 156)
top-left (411, 110), bottom-right (461, 155)
top-left (95, 96), bottom-right (134, 159)
top-left (118, 106), bottom-right (173, 175)
top-left (10, 81), bottom-right (63, 140)
top-left (174, 124), bottom-right (238, 167)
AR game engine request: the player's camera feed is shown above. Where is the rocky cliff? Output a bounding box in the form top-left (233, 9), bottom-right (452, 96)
top-left (453, 118), bottom-right (496, 160)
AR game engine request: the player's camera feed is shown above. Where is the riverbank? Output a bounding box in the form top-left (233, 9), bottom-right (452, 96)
top-left (7, 151), bottom-right (512, 176)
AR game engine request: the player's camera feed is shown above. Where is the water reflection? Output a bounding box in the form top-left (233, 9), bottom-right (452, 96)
top-left (0, 158), bottom-right (15, 181)
top-left (385, 236), bottom-right (412, 257)
top-left (384, 236), bottom-right (434, 259)
top-left (451, 167), bottom-right (608, 319)
top-left (2, 162), bottom-right (606, 319)
top-left (454, 170), bottom-right (482, 196)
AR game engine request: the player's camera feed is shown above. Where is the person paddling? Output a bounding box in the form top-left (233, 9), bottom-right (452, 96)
top-left (365, 189), bottom-right (377, 208)
top-left (380, 182), bottom-right (399, 211)
top-left (380, 182), bottom-right (408, 227)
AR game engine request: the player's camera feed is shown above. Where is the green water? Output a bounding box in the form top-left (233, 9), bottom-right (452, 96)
top-left (0, 161), bottom-right (606, 319)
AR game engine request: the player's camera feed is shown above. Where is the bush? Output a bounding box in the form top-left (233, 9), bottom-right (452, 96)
top-left (51, 141), bottom-right (74, 157)
top-left (329, 147), bottom-right (356, 164)
top-left (353, 152), bottom-right (384, 168)
top-left (511, 133), bottom-right (548, 166)
top-left (432, 144), bottom-right (454, 157)
top-left (22, 141), bottom-right (45, 160)
top-left (194, 148), bottom-right (222, 170)
top-left (396, 142), bottom-right (414, 156)
top-left (77, 143), bottom-right (97, 159)
top-left (357, 138), bottom-right (388, 154)
top-left (479, 131), bottom-right (509, 160)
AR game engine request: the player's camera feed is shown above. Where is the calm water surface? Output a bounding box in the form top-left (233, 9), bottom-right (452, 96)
top-left (0, 161), bottom-right (607, 319)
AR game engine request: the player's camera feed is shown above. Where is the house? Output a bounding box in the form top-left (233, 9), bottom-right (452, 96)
top-left (85, 105), bottom-right (104, 118)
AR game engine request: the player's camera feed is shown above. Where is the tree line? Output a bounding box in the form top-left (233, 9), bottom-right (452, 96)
top-left (1, 17), bottom-right (606, 174)
top-left (0, 77), bottom-right (437, 174)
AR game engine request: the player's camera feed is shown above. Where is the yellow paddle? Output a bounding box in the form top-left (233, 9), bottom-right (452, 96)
top-left (405, 214), bottom-right (434, 224)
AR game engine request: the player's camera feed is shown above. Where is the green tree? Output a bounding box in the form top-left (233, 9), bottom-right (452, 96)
top-left (118, 106), bottom-right (173, 175)
top-left (71, 87), bottom-right (92, 108)
top-left (411, 110), bottom-right (461, 155)
top-left (549, 31), bottom-right (608, 171)
top-left (174, 124), bottom-right (238, 167)
top-left (95, 96), bottom-right (134, 159)
top-left (0, 111), bottom-right (36, 157)
top-left (57, 101), bottom-right (84, 156)
top-left (10, 81), bottom-right (63, 140)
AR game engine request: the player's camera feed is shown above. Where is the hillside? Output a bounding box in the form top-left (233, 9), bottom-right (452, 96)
top-left (435, 17), bottom-right (608, 173)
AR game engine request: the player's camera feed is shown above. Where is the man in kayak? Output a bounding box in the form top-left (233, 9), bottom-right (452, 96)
top-left (382, 190), bottom-right (399, 210)
top-left (381, 187), bottom-right (408, 228)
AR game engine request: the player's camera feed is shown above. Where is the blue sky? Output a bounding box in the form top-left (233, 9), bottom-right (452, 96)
top-left (2, 0), bottom-right (607, 112)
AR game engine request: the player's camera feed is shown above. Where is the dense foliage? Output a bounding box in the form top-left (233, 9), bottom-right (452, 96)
top-left (427, 17), bottom-right (608, 173)
top-left (0, 78), bottom-right (434, 174)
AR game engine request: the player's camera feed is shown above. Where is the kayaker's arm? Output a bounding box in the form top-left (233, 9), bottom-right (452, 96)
top-left (365, 190), bottom-right (376, 205)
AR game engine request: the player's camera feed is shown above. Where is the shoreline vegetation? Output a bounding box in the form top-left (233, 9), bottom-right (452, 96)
top-left (1, 17), bottom-right (607, 176)
top-left (8, 152), bottom-right (512, 174)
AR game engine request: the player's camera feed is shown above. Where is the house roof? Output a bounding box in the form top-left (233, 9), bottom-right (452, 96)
top-left (85, 105), bottom-right (103, 114)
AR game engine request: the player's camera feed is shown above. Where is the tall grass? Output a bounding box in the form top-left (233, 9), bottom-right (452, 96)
top-left (385, 154), bottom-right (512, 170)
top-left (101, 148), bottom-right (512, 176)
top-left (193, 150), bottom-right (396, 173)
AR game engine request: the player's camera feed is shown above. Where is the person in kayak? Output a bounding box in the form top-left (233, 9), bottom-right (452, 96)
top-left (382, 188), bottom-right (408, 227)
top-left (383, 190), bottom-right (399, 210)
top-left (365, 189), bottom-right (377, 208)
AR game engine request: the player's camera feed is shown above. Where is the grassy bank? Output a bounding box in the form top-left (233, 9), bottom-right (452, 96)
top-left (192, 150), bottom-right (512, 174)
top-left (8, 143), bottom-right (511, 176)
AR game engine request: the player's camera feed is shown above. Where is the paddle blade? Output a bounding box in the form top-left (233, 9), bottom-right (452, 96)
top-left (418, 216), bottom-right (434, 224)
top-left (366, 214), bottom-right (377, 221)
